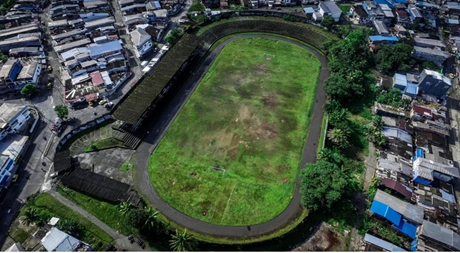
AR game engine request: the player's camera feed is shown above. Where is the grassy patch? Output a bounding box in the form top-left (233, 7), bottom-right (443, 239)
top-left (9, 227), bottom-right (29, 243)
top-left (57, 185), bottom-right (134, 236)
top-left (149, 38), bottom-right (320, 226)
top-left (120, 162), bottom-right (133, 172)
top-left (30, 193), bottom-right (113, 249)
top-left (61, 119), bottom-right (114, 150)
top-left (189, 2), bottom-right (205, 11)
top-left (85, 137), bottom-right (125, 152)
top-left (339, 4), bottom-right (351, 14)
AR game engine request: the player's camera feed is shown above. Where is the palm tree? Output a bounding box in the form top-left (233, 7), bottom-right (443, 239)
top-left (143, 206), bottom-right (159, 229)
top-left (118, 202), bottom-right (131, 216)
top-left (318, 148), bottom-right (342, 165)
top-left (327, 128), bottom-right (349, 149)
top-left (169, 229), bottom-right (196, 252)
top-left (20, 207), bottom-right (40, 226)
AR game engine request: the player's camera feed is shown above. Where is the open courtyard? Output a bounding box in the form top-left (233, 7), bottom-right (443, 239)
top-left (148, 37), bottom-right (321, 226)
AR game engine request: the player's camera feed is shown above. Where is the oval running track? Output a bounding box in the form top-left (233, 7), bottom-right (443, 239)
top-left (132, 34), bottom-right (330, 239)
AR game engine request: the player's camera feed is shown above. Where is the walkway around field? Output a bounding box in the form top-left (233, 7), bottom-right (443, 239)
top-left (132, 34), bottom-right (330, 238)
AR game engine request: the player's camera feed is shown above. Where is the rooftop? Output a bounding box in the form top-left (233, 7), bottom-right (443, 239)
top-left (0, 103), bottom-right (26, 128)
top-left (130, 28), bottom-right (151, 47)
top-left (369, 35), bottom-right (399, 42)
top-left (415, 37), bottom-right (446, 48)
top-left (364, 233), bottom-right (407, 251)
top-left (419, 220), bottom-right (460, 250)
top-left (382, 126), bottom-right (413, 143)
top-left (319, 1), bottom-right (341, 14)
top-left (414, 157), bottom-right (460, 178)
top-left (374, 189), bottom-right (424, 224)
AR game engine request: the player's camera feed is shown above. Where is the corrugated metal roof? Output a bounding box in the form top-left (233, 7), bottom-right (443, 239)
top-left (413, 157), bottom-right (460, 178)
top-left (364, 233), bottom-right (407, 251)
top-left (374, 189), bottom-right (424, 224)
top-left (88, 40), bottom-right (122, 58)
top-left (382, 126), bottom-right (413, 143)
top-left (371, 200), bottom-right (403, 225)
top-left (394, 219), bottom-right (417, 239)
top-left (421, 220), bottom-right (460, 250)
top-left (41, 227), bottom-right (80, 252)
top-left (369, 35), bottom-right (399, 42)
top-left (394, 73), bottom-right (408, 87)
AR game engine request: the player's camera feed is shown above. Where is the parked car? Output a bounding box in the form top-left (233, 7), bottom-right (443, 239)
top-left (99, 99), bottom-right (108, 105)
top-left (12, 174), bottom-right (18, 183)
top-left (50, 171), bottom-right (59, 179)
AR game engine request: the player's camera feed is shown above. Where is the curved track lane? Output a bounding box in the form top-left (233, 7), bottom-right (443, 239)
top-left (133, 34), bottom-right (330, 238)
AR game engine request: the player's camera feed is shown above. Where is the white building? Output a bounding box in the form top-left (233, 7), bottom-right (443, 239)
top-left (41, 227), bottom-right (91, 252)
top-left (129, 28), bottom-right (153, 58)
top-left (0, 59), bottom-right (42, 94)
top-left (314, 1), bottom-right (341, 22)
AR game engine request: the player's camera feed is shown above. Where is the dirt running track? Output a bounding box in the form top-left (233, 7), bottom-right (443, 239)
top-left (132, 34), bottom-right (330, 239)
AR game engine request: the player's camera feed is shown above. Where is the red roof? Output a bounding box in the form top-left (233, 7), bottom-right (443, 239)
top-left (396, 10), bottom-right (408, 18)
top-left (381, 178), bottom-right (413, 199)
top-left (85, 93), bottom-right (99, 102)
top-left (412, 105), bottom-right (432, 117)
top-left (90, 71), bottom-right (104, 87)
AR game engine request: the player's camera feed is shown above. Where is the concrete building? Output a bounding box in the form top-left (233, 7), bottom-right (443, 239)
top-left (416, 220), bottom-right (460, 251)
top-left (316, 1), bottom-right (341, 22)
top-left (0, 104), bottom-right (31, 141)
top-left (41, 227), bottom-right (92, 252)
top-left (418, 69), bottom-right (451, 98)
top-left (413, 46), bottom-right (450, 67)
top-left (129, 28), bottom-right (153, 58)
top-left (0, 59), bottom-right (41, 94)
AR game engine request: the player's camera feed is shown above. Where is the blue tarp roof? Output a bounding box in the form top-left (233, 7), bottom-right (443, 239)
top-left (415, 148), bottom-right (425, 159)
top-left (374, 0), bottom-right (392, 6)
top-left (393, 219), bottom-right (417, 239)
top-left (371, 200), bottom-right (402, 225)
top-left (304, 7), bottom-right (315, 13)
top-left (369, 35), bottom-right (399, 42)
top-left (154, 1), bottom-right (161, 8)
top-left (89, 40), bottom-right (122, 58)
top-left (414, 176), bottom-right (432, 185)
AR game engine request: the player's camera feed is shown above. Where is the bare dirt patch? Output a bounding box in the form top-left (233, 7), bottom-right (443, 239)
top-left (254, 64), bottom-right (270, 76)
top-left (262, 93), bottom-right (278, 109)
top-left (293, 222), bottom-right (343, 251)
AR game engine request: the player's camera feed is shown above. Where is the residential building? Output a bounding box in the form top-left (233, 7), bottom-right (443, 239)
top-left (414, 37), bottom-right (447, 51)
top-left (382, 126), bottom-right (414, 161)
top-left (395, 9), bottom-right (411, 24)
top-left (0, 59), bottom-right (41, 93)
top-left (373, 20), bottom-right (389, 34)
top-left (350, 5), bottom-right (371, 25)
top-left (408, 4), bottom-right (423, 22)
top-left (129, 28), bottom-right (153, 58)
top-left (370, 189), bottom-right (423, 238)
top-left (318, 1), bottom-right (341, 22)
top-left (88, 40), bottom-right (123, 60)
top-left (377, 158), bottom-right (413, 190)
top-left (416, 220), bottom-right (460, 251)
top-left (0, 104), bottom-right (31, 141)
top-left (152, 9), bottom-right (169, 22)
top-left (413, 46), bottom-right (450, 67)
top-left (413, 157), bottom-right (460, 185)
top-left (392, 73), bottom-right (419, 97)
top-left (0, 36), bottom-right (41, 53)
top-left (369, 35), bottom-right (399, 51)
top-left (418, 69), bottom-right (451, 98)
top-left (380, 178), bottom-right (415, 201)
top-left (41, 227), bottom-right (92, 252)
top-left (364, 233), bottom-right (407, 251)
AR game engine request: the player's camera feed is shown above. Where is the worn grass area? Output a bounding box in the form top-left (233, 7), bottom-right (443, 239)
top-left (9, 227), bottom-right (29, 243)
top-left (57, 185), bottom-right (134, 236)
top-left (339, 4), bottom-right (351, 14)
top-left (149, 38), bottom-right (320, 226)
top-left (85, 137), bottom-right (125, 152)
top-left (32, 193), bottom-right (114, 246)
top-left (120, 162), bottom-right (133, 172)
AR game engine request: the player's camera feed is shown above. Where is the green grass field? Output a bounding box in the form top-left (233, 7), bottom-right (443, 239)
top-left (149, 38), bottom-right (320, 226)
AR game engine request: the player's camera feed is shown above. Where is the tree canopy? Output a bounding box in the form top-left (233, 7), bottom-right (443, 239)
top-left (165, 28), bottom-right (185, 45)
top-left (321, 15), bottom-right (335, 30)
top-left (54, 105), bottom-right (69, 119)
top-left (20, 84), bottom-right (38, 97)
top-left (300, 160), bottom-right (348, 211)
top-left (374, 43), bottom-right (414, 73)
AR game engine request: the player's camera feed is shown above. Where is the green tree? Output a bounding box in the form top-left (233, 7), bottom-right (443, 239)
top-left (20, 207), bottom-right (40, 226)
top-left (337, 24), bottom-right (352, 38)
top-left (372, 115), bottom-right (384, 131)
top-left (324, 99), bottom-right (341, 114)
top-left (54, 105), bottom-right (69, 120)
top-left (374, 43), bottom-right (414, 73)
top-left (143, 206), bottom-right (159, 229)
top-left (321, 15), bottom-right (335, 30)
top-left (328, 108), bottom-right (349, 127)
top-left (165, 28), bottom-right (184, 45)
top-left (327, 128), bottom-right (350, 149)
top-left (0, 52), bottom-right (7, 63)
top-left (126, 209), bottom-right (147, 227)
top-left (300, 160), bottom-right (348, 211)
top-left (20, 84), bottom-right (38, 97)
top-left (118, 202), bottom-right (131, 216)
top-left (318, 148), bottom-right (343, 165)
top-left (169, 229), bottom-right (196, 252)
top-left (57, 219), bottom-right (83, 236)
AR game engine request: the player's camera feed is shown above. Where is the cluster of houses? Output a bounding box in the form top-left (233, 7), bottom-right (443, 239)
top-left (362, 63), bottom-right (460, 250)
top-left (46, 0), bottom-right (173, 103)
top-left (0, 0), bottom-right (45, 95)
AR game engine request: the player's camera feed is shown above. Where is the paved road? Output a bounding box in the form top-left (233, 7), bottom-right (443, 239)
top-left (132, 34), bottom-right (330, 238)
top-left (48, 190), bottom-right (122, 240)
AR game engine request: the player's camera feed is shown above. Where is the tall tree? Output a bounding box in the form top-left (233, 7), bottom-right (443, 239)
top-left (169, 229), bottom-right (196, 252)
top-left (300, 160), bottom-right (348, 211)
top-left (374, 43), bottom-right (414, 73)
top-left (321, 15), bottom-right (335, 30)
top-left (20, 207), bottom-right (40, 226)
top-left (143, 206), bottom-right (159, 229)
top-left (327, 128), bottom-right (350, 149)
top-left (20, 84), bottom-right (38, 97)
top-left (54, 105), bottom-right (69, 119)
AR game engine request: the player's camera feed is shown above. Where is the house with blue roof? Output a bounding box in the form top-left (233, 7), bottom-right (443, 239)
top-left (369, 35), bottom-right (399, 51)
top-left (392, 72), bottom-right (419, 97)
top-left (413, 157), bottom-right (460, 185)
top-left (371, 190), bottom-right (423, 239)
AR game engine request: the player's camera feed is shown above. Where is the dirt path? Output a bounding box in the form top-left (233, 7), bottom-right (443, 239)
top-left (47, 190), bottom-right (122, 240)
top-left (131, 34), bottom-right (330, 239)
